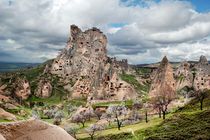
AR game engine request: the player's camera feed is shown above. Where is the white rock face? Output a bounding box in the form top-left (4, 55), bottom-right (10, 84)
top-left (0, 108), bottom-right (16, 121)
top-left (14, 77), bottom-right (31, 100)
top-left (0, 119), bottom-right (75, 140)
top-left (49, 25), bottom-right (136, 101)
top-left (193, 55), bottom-right (210, 91)
top-left (149, 56), bottom-right (176, 97)
top-left (175, 61), bottom-right (193, 90)
top-left (35, 79), bottom-right (52, 98)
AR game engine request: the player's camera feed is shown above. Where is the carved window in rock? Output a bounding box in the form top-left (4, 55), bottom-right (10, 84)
top-left (105, 75), bottom-right (110, 81)
top-left (110, 82), bottom-right (113, 88)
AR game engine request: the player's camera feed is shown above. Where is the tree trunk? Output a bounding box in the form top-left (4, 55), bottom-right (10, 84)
top-left (90, 134), bottom-right (94, 140)
top-left (162, 111), bottom-right (166, 120)
top-left (145, 111), bottom-right (148, 123)
top-left (158, 108), bottom-right (161, 118)
top-left (97, 116), bottom-right (101, 120)
top-left (82, 122), bottom-right (85, 127)
top-left (200, 99), bottom-right (203, 110)
top-left (117, 120), bottom-right (121, 130)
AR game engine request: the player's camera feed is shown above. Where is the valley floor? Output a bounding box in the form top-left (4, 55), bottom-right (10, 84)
top-left (76, 96), bottom-right (210, 140)
top-left (77, 116), bottom-right (162, 139)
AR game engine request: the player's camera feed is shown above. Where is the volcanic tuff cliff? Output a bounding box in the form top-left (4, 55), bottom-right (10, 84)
top-left (175, 61), bottom-right (193, 90)
top-left (48, 25), bottom-right (137, 101)
top-left (149, 56), bottom-right (176, 97)
top-left (193, 55), bottom-right (210, 91)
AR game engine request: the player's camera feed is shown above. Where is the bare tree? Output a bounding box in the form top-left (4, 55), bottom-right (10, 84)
top-left (64, 125), bottom-right (79, 139)
top-left (101, 112), bottom-right (112, 126)
top-left (86, 124), bottom-right (104, 140)
top-left (67, 104), bottom-right (77, 115)
top-left (106, 105), bottom-right (128, 130)
top-left (71, 114), bottom-right (87, 127)
top-left (196, 89), bottom-right (209, 110)
top-left (143, 103), bottom-right (149, 123)
top-left (53, 111), bottom-right (64, 125)
top-left (84, 107), bottom-right (94, 121)
top-left (71, 107), bottom-right (94, 127)
top-left (151, 83), bottom-right (176, 119)
top-left (94, 108), bottom-right (105, 120)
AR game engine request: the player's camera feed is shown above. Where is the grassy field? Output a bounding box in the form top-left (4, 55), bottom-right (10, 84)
top-left (92, 100), bottom-right (133, 109)
top-left (76, 94), bottom-right (210, 140)
top-left (77, 116), bottom-right (162, 139)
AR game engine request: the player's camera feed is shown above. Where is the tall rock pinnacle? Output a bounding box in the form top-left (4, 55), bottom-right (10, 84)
top-left (48, 25), bottom-right (136, 101)
top-left (199, 55), bottom-right (208, 65)
top-left (149, 56), bottom-right (176, 97)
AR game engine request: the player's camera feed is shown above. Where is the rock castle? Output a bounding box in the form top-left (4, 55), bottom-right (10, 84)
top-left (48, 25), bottom-right (136, 102)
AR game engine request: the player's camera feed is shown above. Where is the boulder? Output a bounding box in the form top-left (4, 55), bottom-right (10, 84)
top-left (0, 108), bottom-right (16, 121)
top-left (0, 119), bottom-right (75, 140)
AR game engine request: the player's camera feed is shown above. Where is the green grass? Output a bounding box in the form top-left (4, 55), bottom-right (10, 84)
top-left (129, 94), bottom-right (210, 140)
top-left (27, 95), bottom-right (62, 105)
top-left (67, 99), bottom-right (87, 107)
top-left (120, 73), bottom-right (150, 95)
top-left (0, 119), bottom-right (13, 123)
top-left (77, 94), bottom-right (210, 140)
top-left (92, 100), bottom-right (133, 108)
top-left (138, 109), bottom-right (210, 140)
top-left (135, 68), bottom-right (151, 75)
top-left (77, 117), bottom-right (162, 140)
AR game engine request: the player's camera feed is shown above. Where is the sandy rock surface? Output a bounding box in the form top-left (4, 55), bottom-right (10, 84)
top-left (0, 108), bottom-right (16, 121)
top-left (0, 119), bottom-right (75, 140)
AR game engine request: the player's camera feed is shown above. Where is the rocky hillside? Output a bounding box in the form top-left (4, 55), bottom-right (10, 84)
top-left (46, 25), bottom-right (137, 102)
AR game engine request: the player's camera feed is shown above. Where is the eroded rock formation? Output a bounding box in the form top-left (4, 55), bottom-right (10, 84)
top-left (35, 79), bottom-right (52, 98)
top-left (193, 55), bottom-right (210, 91)
top-left (49, 25), bottom-right (136, 101)
top-left (149, 56), bottom-right (176, 97)
top-left (175, 61), bottom-right (193, 90)
top-left (0, 119), bottom-right (75, 140)
top-left (14, 77), bottom-right (31, 100)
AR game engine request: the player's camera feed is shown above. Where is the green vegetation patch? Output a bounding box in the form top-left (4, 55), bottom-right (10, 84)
top-left (135, 67), bottom-right (151, 75)
top-left (120, 73), bottom-right (150, 95)
top-left (92, 100), bottom-right (133, 109)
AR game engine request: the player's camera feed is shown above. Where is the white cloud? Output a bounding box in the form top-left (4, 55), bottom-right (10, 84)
top-left (0, 0), bottom-right (210, 63)
top-left (149, 21), bottom-right (210, 43)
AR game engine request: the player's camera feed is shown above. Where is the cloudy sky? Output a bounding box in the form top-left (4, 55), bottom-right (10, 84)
top-left (0, 0), bottom-right (210, 64)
